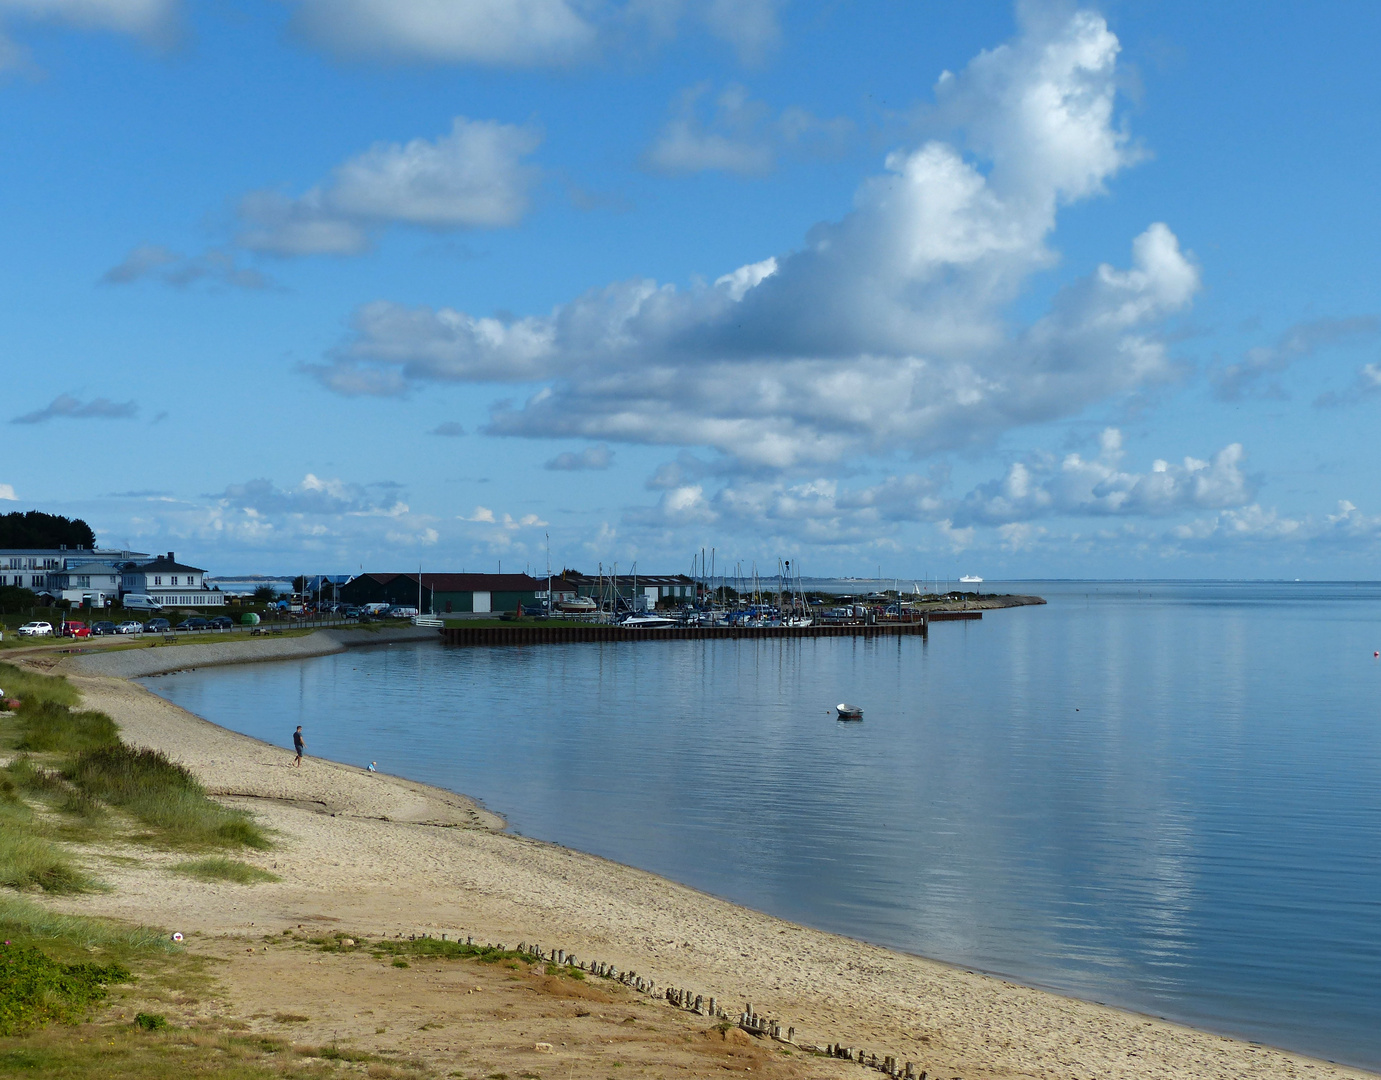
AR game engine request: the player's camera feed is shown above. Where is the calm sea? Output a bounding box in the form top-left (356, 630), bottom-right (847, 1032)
top-left (141, 581), bottom-right (1381, 1069)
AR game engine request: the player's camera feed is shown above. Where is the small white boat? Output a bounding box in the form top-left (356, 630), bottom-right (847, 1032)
top-left (959, 575), bottom-right (983, 584)
top-left (555, 596), bottom-right (598, 613)
top-left (620, 614), bottom-right (676, 629)
top-left (836, 703), bottom-right (863, 720)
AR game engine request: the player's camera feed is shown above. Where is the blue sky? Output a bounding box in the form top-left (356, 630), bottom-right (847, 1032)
top-left (3, 0), bottom-right (1381, 580)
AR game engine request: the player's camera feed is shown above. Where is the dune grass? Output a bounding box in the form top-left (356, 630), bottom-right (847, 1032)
top-left (170, 858), bottom-right (279, 885)
top-left (0, 662), bottom-right (80, 709)
top-left (64, 744), bottom-right (269, 850)
top-left (13, 700), bottom-right (120, 754)
top-left (0, 895), bottom-right (171, 953)
top-left (0, 830), bottom-right (92, 894)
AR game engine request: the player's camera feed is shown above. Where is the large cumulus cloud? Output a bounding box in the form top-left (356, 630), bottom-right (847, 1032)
top-left (313, 9), bottom-right (1198, 472)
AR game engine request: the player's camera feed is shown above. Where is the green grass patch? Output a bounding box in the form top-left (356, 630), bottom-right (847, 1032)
top-left (368, 937), bottom-right (535, 966)
top-left (0, 942), bottom-right (131, 1035)
top-left (0, 663), bottom-right (80, 710)
top-left (170, 858), bottom-right (279, 885)
top-left (0, 895), bottom-right (170, 954)
top-left (13, 700), bottom-right (119, 754)
top-left (0, 830), bottom-right (92, 894)
top-left (0, 1023), bottom-right (375, 1079)
top-left (65, 744), bottom-right (269, 850)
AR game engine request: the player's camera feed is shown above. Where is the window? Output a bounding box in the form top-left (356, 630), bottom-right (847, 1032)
top-left (154, 576), bottom-right (162, 586)
top-left (171, 576), bottom-right (179, 586)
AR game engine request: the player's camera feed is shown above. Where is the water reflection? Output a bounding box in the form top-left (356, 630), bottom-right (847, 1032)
top-left (144, 582), bottom-right (1381, 1068)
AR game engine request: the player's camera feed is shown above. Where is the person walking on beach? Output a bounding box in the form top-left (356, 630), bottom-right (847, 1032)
top-left (292, 725), bottom-right (304, 767)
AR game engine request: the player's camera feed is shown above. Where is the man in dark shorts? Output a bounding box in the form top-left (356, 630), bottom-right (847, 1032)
top-left (292, 725), bottom-right (304, 767)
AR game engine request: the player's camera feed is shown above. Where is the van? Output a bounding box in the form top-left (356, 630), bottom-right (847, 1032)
top-left (122, 594), bottom-right (164, 611)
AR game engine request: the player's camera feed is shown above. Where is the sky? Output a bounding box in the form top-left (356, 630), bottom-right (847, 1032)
top-left (3, 0), bottom-right (1381, 580)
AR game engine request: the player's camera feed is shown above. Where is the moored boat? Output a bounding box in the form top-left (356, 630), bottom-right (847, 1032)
top-left (836, 703), bottom-right (863, 720)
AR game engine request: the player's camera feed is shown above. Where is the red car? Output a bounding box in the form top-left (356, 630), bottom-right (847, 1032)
top-left (61, 620), bottom-right (90, 638)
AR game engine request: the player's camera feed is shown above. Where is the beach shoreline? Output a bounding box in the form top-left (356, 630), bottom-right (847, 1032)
top-left (10, 640), bottom-right (1374, 1079)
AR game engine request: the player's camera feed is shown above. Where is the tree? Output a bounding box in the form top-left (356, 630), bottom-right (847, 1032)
top-left (0, 586), bottom-right (39, 610)
top-left (251, 585), bottom-right (278, 603)
top-left (0, 511), bottom-right (96, 549)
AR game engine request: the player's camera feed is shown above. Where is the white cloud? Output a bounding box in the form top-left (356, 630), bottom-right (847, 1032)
top-left (287, 0), bottom-right (597, 67)
top-left (101, 244), bottom-right (268, 289)
top-left (545, 444), bottom-right (613, 471)
top-left (239, 118), bottom-right (542, 257)
top-left (627, 469), bottom-right (951, 547)
top-left (283, 0), bottom-right (782, 68)
top-left (0, 0), bottom-right (176, 35)
top-left (699, 0), bottom-right (780, 64)
top-left (1169, 499), bottom-right (1381, 551)
top-left (0, 483), bottom-right (16, 501)
top-left (461, 506), bottom-right (547, 529)
top-left (644, 83), bottom-right (851, 177)
top-left (318, 9), bottom-right (1199, 472)
top-left (954, 429), bottom-right (1255, 525)
top-left (1315, 361), bottom-right (1381, 407)
top-left (1213, 316), bottom-right (1379, 401)
top-left (0, 0), bottom-right (178, 66)
top-left (429, 421), bottom-right (468, 437)
top-left (11, 395), bottom-right (138, 424)
top-left (219, 475), bottom-right (408, 517)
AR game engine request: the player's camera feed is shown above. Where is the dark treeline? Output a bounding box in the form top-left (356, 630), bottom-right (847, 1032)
top-left (0, 511), bottom-right (96, 550)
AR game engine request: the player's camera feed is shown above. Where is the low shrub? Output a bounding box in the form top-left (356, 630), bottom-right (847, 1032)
top-left (170, 857), bottom-right (279, 884)
top-left (65, 744), bottom-right (268, 850)
top-left (0, 942), bottom-right (130, 1035)
top-left (133, 1012), bottom-right (167, 1031)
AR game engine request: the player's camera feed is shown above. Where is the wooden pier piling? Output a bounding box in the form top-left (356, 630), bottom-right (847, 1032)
top-left (437, 614), bottom-right (968, 647)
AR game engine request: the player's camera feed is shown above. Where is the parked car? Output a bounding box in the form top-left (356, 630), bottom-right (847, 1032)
top-left (176, 617), bottom-right (210, 632)
top-left (144, 618), bottom-right (171, 633)
top-left (208, 615), bottom-right (234, 630)
top-left (114, 621), bottom-right (144, 635)
top-left (62, 621), bottom-right (91, 638)
top-left (341, 606), bottom-right (362, 619)
top-left (90, 621), bottom-right (117, 636)
top-left (16, 621), bottom-right (53, 637)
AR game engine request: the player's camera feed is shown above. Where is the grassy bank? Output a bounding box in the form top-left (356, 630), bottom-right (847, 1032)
top-left (0, 662), bottom-right (269, 895)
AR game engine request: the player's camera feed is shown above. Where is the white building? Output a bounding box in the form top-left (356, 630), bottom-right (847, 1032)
top-left (120, 552), bottom-right (225, 608)
top-left (49, 561), bottom-right (124, 605)
top-left (0, 547), bottom-right (147, 596)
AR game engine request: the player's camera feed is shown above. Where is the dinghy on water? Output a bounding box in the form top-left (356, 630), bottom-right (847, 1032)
top-left (836, 703), bottom-right (863, 721)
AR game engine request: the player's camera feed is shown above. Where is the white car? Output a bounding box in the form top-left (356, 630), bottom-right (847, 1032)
top-left (114, 621), bottom-right (144, 635)
top-left (17, 621), bottom-right (54, 637)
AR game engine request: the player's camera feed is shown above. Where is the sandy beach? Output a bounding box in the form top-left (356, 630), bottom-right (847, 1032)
top-left (10, 635), bottom-right (1373, 1080)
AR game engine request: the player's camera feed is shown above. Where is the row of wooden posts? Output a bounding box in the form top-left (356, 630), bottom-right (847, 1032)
top-left (400, 931), bottom-right (934, 1080)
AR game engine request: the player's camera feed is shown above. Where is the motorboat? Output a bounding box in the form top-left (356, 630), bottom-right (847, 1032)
top-left (836, 703), bottom-right (863, 720)
top-left (959, 575), bottom-right (983, 584)
top-left (555, 596), bottom-right (599, 613)
top-left (620, 614), bottom-right (677, 629)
